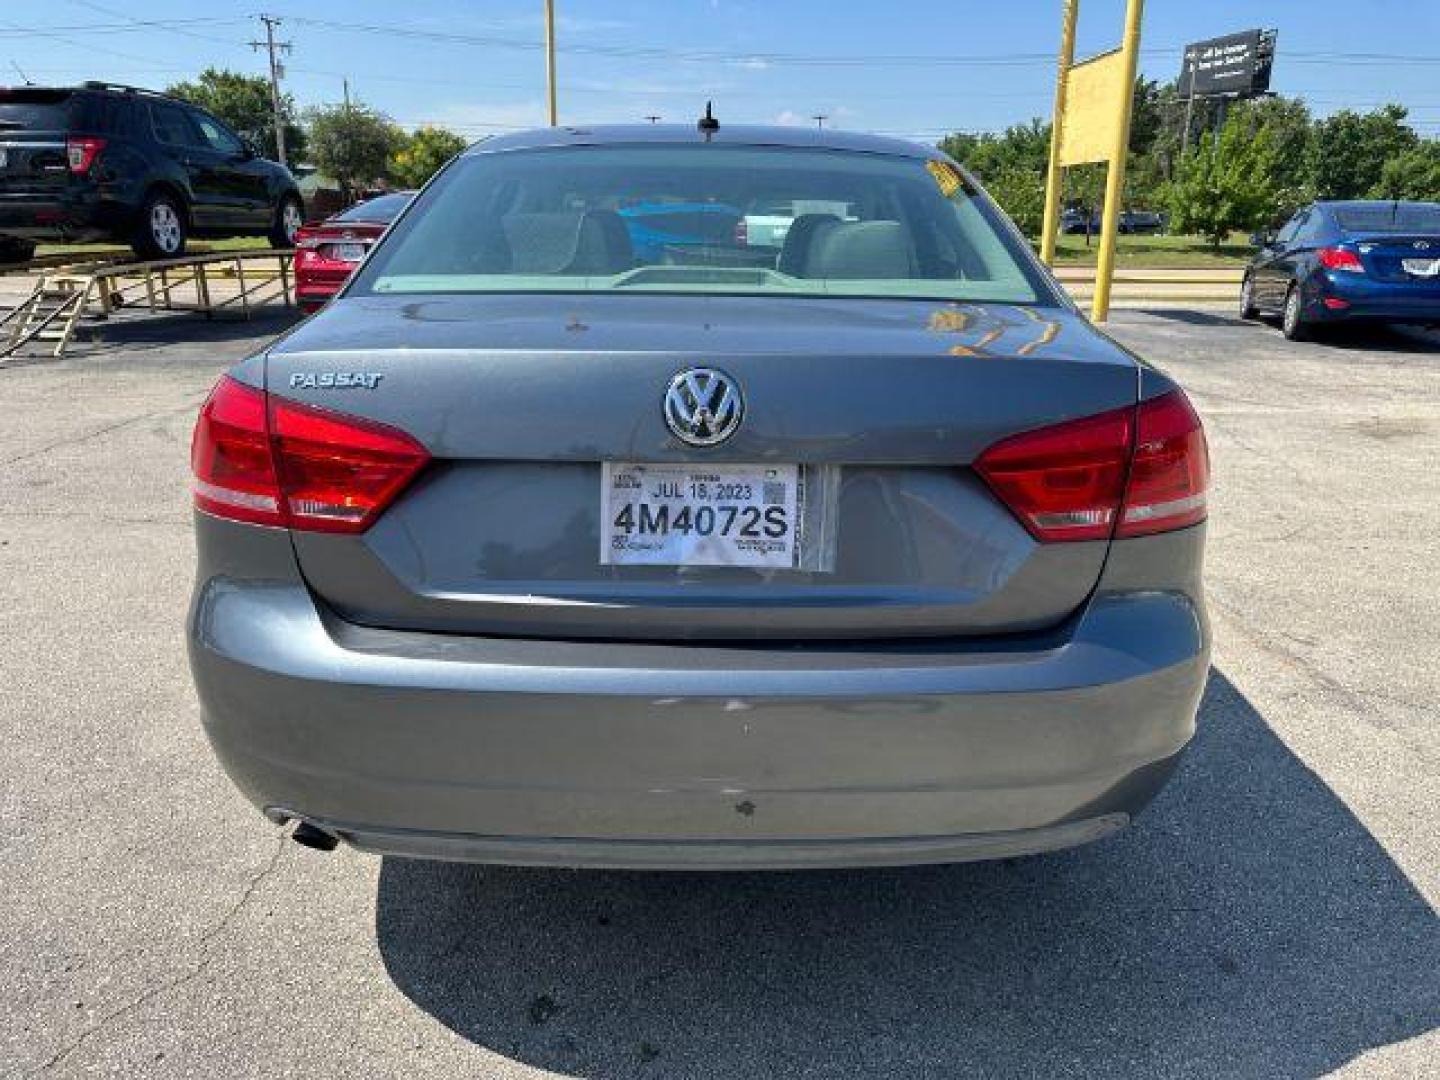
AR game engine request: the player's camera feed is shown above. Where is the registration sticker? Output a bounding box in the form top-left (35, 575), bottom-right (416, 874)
top-left (601, 462), bottom-right (801, 568)
top-left (925, 159), bottom-right (962, 198)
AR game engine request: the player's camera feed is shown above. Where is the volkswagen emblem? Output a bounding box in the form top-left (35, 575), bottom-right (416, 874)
top-left (663, 368), bottom-right (743, 447)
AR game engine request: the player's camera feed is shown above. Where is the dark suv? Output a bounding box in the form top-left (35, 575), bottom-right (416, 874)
top-left (0, 82), bottom-right (303, 263)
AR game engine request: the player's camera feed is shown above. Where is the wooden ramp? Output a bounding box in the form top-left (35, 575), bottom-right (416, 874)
top-left (1, 250), bottom-right (294, 363)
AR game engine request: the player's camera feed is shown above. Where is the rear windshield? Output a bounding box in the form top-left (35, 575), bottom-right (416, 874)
top-left (0, 89), bottom-right (79, 131)
top-left (334, 192), bottom-right (413, 223)
top-left (351, 145), bottom-right (1050, 304)
top-left (1335, 204), bottom-right (1440, 233)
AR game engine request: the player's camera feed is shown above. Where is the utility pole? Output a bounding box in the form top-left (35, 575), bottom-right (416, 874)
top-left (250, 14), bottom-right (292, 166)
top-left (544, 0), bottom-right (558, 126)
top-left (812, 114), bottom-right (827, 129)
top-left (1181, 46), bottom-right (1198, 156)
top-left (1039, 0), bottom-right (1079, 266)
top-left (644, 114), bottom-right (661, 124)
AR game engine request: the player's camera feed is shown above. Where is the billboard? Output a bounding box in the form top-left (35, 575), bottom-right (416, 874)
top-left (1180, 30), bottom-right (1276, 98)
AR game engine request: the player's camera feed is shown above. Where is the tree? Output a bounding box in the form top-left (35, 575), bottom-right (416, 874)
top-left (1128, 76), bottom-right (1164, 157)
top-left (981, 167), bottom-right (1048, 237)
top-left (167, 68), bottom-right (305, 162)
top-left (1167, 113), bottom-right (1280, 248)
top-left (939, 120), bottom-right (1051, 235)
top-left (389, 126), bottom-right (468, 189)
top-left (940, 119), bottom-right (1050, 183)
top-left (1369, 140), bottom-right (1440, 201)
top-left (304, 103), bottom-right (403, 195)
top-left (1306, 105), bottom-right (1418, 201)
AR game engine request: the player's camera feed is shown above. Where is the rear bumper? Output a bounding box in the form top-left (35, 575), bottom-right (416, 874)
top-left (188, 534), bottom-right (1209, 869)
top-left (1313, 272), bottom-right (1440, 324)
top-left (0, 187), bottom-right (120, 242)
top-left (302, 811), bottom-right (1144, 869)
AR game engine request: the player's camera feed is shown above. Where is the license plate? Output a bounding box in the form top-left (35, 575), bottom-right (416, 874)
top-left (1402, 257), bottom-right (1440, 278)
top-left (601, 462), bottom-right (801, 568)
top-left (325, 242), bottom-right (366, 262)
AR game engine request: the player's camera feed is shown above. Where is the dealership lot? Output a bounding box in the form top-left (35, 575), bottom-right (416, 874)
top-left (2, 310), bottom-right (1437, 1078)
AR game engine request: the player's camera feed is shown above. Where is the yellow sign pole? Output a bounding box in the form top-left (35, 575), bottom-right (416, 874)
top-left (1090, 0), bottom-right (1144, 322)
top-left (1040, 0), bottom-right (1079, 267)
top-left (544, 0), bottom-right (558, 126)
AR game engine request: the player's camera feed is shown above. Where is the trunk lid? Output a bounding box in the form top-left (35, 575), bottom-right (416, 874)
top-left (267, 293), bottom-right (1138, 640)
top-left (301, 220), bottom-right (388, 256)
top-left (0, 89), bottom-right (80, 195)
top-left (1351, 234), bottom-right (1440, 285)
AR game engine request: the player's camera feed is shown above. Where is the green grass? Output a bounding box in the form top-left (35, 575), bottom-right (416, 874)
top-left (1050, 232), bottom-right (1252, 268)
top-left (34, 235), bottom-right (273, 258)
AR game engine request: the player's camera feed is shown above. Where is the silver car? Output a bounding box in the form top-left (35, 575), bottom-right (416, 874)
top-left (187, 124), bottom-right (1210, 870)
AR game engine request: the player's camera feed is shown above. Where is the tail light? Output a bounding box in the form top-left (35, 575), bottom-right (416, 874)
top-left (191, 376), bottom-right (429, 533)
top-left (189, 376), bottom-right (281, 527)
top-left (976, 390), bottom-right (1208, 542)
top-left (66, 136), bottom-right (106, 174)
top-left (975, 406), bottom-right (1133, 541)
top-left (1117, 391), bottom-right (1210, 536)
top-left (1317, 246), bottom-right (1364, 273)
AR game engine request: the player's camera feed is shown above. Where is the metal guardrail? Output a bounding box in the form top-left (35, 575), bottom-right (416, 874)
top-left (2, 249), bottom-right (294, 361)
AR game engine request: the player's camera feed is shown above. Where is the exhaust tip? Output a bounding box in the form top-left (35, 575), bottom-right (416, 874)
top-left (290, 820), bottom-right (339, 852)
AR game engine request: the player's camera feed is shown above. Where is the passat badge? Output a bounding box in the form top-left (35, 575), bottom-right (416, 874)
top-left (289, 372), bottom-right (384, 390)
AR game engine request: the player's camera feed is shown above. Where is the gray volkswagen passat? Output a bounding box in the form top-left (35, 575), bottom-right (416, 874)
top-left (187, 124), bottom-right (1210, 869)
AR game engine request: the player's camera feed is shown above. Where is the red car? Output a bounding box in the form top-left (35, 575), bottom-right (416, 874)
top-left (293, 191), bottom-right (414, 313)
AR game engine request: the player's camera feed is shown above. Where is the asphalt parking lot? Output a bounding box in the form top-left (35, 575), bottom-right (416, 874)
top-left (2, 308), bottom-right (1437, 1079)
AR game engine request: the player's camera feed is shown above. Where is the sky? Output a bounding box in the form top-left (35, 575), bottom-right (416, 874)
top-left (3, 0), bottom-right (1439, 144)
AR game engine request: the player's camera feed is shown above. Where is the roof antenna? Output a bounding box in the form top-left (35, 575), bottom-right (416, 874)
top-left (697, 101), bottom-right (720, 136)
top-left (10, 61), bottom-right (34, 86)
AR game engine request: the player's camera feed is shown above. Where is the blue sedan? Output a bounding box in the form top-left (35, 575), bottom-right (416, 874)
top-left (1241, 200), bottom-right (1440, 340)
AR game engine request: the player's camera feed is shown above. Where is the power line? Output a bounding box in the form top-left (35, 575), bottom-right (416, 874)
top-left (271, 20), bottom-right (1440, 71)
top-left (63, 0), bottom-right (243, 46)
top-left (0, 16), bottom-right (168, 66)
top-left (278, 17), bottom-right (1122, 68)
top-left (0, 17), bottom-right (248, 37)
top-left (5, 14), bottom-right (1440, 70)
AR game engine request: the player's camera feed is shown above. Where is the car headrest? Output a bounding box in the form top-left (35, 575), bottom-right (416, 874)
top-left (803, 220), bottom-right (915, 280)
top-left (777, 213), bottom-right (841, 276)
top-left (502, 213), bottom-right (583, 273)
top-left (568, 209), bottom-right (635, 275)
top-left (501, 211), bottom-right (634, 275)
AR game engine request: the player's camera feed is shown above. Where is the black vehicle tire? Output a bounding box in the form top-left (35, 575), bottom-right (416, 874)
top-left (1239, 274), bottom-right (1259, 320)
top-left (132, 190), bottom-right (187, 261)
top-left (269, 193), bottom-right (304, 249)
top-left (1281, 284), bottom-right (1311, 341)
top-left (0, 237), bottom-right (37, 265)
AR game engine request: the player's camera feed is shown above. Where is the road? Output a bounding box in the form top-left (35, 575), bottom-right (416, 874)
top-left (2, 308), bottom-right (1437, 1079)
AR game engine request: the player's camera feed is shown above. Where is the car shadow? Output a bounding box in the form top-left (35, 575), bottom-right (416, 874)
top-left (1306, 322), bottom-right (1440, 354)
top-left (374, 671), bottom-right (1439, 1079)
top-left (1134, 308), bottom-right (1253, 328)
